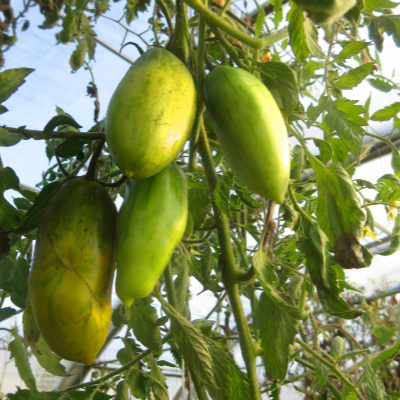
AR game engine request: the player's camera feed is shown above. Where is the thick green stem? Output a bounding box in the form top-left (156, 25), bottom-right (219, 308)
top-left (197, 123), bottom-right (261, 400)
top-left (183, 0), bottom-right (287, 49)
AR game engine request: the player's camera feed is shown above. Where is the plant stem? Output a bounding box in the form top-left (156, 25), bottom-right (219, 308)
top-left (2, 125), bottom-right (104, 140)
top-left (183, 0), bottom-right (287, 49)
top-left (295, 338), bottom-right (366, 400)
top-left (197, 122), bottom-right (261, 400)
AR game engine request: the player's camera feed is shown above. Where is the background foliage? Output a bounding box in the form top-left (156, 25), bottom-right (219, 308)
top-left (1, 0), bottom-right (400, 399)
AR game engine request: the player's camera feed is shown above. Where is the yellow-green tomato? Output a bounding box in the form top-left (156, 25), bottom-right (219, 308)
top-left (203, 66), bottom-right (290, 203)
top-left (29, 178), bottom-right (116, 365)
top-left (106, 48), bottom-right (197, 179)
top-left (116, 164), bottom-right (188, 306)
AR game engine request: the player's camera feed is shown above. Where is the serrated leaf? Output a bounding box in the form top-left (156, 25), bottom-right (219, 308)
top-left (368, 76), bottom-right (397, 92)
top-left (208, 341), bottom-right (250, 399)
top-left (0, 68), bottom-right (34, 104)
top-left (255, 5), bottom-right (265, 37)
top-left (160, 299), bottom-right (217, 395)
top-left (0, 167), bottom-right (19, 192)
top-left (31, 337), bottom-right (67, 376)
top-left (70, 38), bottom-right (88, 71)
top-left (129, 298), bottom-right (162, 354)
top-left (43, 115), bottom-right (81, 138)
top-left (371, 337), bottom-right (400, 370)
top-left (335, 63), bottom-right (375, 90)
top-left (253, 249), bottom-right (306, 319)
top-left (0, 257), bottom-right (29, 308)
top-left (334, 41), bottom-right (369, 63)
top-left (9, 333), bottom-right (37, 391)
top-left (359, 363), bottom-right (387, 399)
top-left (7, 389), bottom-right (60, 400)
top-left (0, 127), bottom-right (23, 146)
top-left (371, 102), bottom-right (400, 121)
top-left (0, 307), bottom-right (18, 322)
top-left (147, 355), bottom-right (168, 400)
top-left (125, 0), bottom-right (152, 23)
top-left (370, 15), bottom-right (400, 47)
top-left (16, 181), bottom-right (63, 234)
top-left (309, 156), bottom-right (366, 268)
top-left (258, 61), bottom-right (300, 115)
top-left (255, 292), bottom-right (297, 380)
top-left (365, 0), bottom-right (398, 12)
top-left (55, 137), bottom-right (85, 157)
top-left (380, 211), bottom-right (400, 256)
top-left (288, 5), bottom-right (310, 60)
top-left (300, 219), bottom-right (361, 319)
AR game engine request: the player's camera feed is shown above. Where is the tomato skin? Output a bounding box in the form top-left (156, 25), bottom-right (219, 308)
top-left (106, 48), bottom-right (197, 179)
top-left (29, 178), bottom-right (116, 365)
top-left (116, 164), bottom-right (188, 306)
top-left (203, 66), bottom-right (290, 203)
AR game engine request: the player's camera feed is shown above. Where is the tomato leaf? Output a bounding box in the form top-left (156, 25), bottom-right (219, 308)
top-left (255, 292), bottom-right (298, 380)
top-left (335, 63), bottom-right (375, 90)
top-left (128, 298), bottom-right (162, 354)
top-left (9, 332), bottom-right (37, 391)
top-left (0, 68), bottom-right (34, 104)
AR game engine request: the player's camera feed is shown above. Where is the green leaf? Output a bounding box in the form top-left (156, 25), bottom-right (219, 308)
top-left (55, 137), bottom-right (85, 157)
top-left (255, 292), bottom-right (297, 380)
top-left (70, 38), bottom-right (88, 71)
top-left (300, 219), bottom-right (361, 319)
top-left (380, 211), bottom-right (400, 256)
top-left (31, 337), bottom-right (68, 376)
top-left (288, 5), bottom-right (309, 60)
top-left (160, 300), bottom-right (217, 396)
top-left (253, 249), bottom-right (306, 319)
top-left (57, 5), bottom-right (78, 43)
top-left (288, 5), bottom-right (323, 60)
top-left (43, 115), bottom-right (81, 138)
top-left (335, 62), bottom-right (375, 90)
top-left (7, 389), bottom-right (60, 400)
top-left (126, 368), bottom-right (148, 399)
top-left (258, 61), bottom-right (300, 115)
top-left (0, 257), bottom-right (29, 308)
top-left (371, 102), bottom-right (400, 121)
top-left (0, 167), bottom-right (19, 192)
top-left (16, 181), bottom-right (63, 234)
top-left (370, 15), bottom-right (400, 47)
top-left (0, 127), bottom-right (24, 146)
top-left (125, 0), bottom-right (152, 23)
top-left (309, 156), bottom-right (367, 268)
top-left (173, 252), bottom-right (190, 316)
top-left (334, 41), bottom-right (369, 63)
top-left (9, 332), bottom-right (37, 391)
top-left (255, 5), bottom-right (265, 37)
top-left (0, 307), bottom-right (19, 322)
top-left (371, 338), bottom-right (400, 370)
top-left (147, 355), bottom-right (169, 400)
top-left (330, 336), bottom-right (346, 360)
top-left (368, 76), bottom-right (397, 92)
top-left (365, 0), bottom-right (398, 12)
top-left (188, 183), bottom-right (210, 228)
top-left (0, 196), bottom-right (22, 230)
top-left (359, 363), bottom-right (387, 400)
top-left (208, 341), bottom-right (250, 399)
top-left (0, 68), bottom-right (34, 104)
top-left (128, 298), bottom-right (162, 354)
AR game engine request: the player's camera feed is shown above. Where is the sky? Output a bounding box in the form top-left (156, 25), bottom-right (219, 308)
top-left (0, 1), bottom-right (400, 398)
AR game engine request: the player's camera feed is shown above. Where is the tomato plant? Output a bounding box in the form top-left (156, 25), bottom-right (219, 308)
top-left (1, 0), bottom-right (400, 399)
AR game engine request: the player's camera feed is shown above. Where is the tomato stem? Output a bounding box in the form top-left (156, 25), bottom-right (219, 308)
top-left (183, 0), bottom-right (287, 49)
top-left (197, 120), bottom-right (262, 400)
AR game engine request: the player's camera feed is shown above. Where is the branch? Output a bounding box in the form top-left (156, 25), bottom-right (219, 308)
top-left (2, 125), bottom-right (105, 141)
top-left (183, 0), bottom-right (287, 49)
